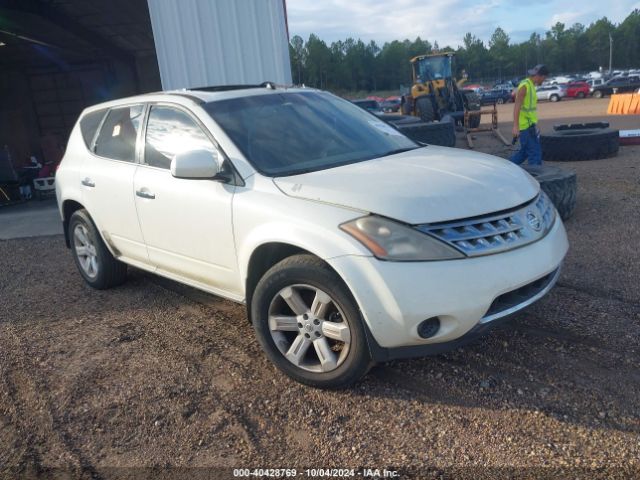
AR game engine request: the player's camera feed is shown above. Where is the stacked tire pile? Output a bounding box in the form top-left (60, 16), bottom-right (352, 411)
top-left (377, 114), bottom-right (457, 148)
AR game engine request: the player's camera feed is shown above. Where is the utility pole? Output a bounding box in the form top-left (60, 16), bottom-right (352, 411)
top-left (609, 33), bottom-right (613, 74)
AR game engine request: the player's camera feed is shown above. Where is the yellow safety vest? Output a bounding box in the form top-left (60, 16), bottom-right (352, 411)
top-left (518, 78), bottom-right (538, 131)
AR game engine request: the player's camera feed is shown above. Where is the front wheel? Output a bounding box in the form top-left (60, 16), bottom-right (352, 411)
top-left (593, 90), bottom-right (603, 98)
top-left (497, 98), bottom-right (505, 104)
top-left (251, 254), bottom-right (371, 388)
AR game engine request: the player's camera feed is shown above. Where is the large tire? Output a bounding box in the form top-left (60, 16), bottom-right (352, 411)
top-left (396, 121), bottom-right (456, 147)
top-left (69, 209), bottom-right (127, 289)
top-left (464, 92), bottom-right (481, 128)
top-left (541, 128), bottom-right (619, 161)
top-left (251, 254), bottom-right (371, 389)
top-left (522, 165), bottom-right (577, 220)
top-left (415, 96), bottom-right (435, 123)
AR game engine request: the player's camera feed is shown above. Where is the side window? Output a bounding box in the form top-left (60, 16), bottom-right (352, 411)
top-left (144, 106), bottom-right (215, 170)
top-left (80, 108), bottom-right (107, 149)
top-left (94, 105), bottom-right (144, 162)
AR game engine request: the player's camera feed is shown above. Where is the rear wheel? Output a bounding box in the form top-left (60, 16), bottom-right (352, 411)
top-left (577, 92), bottom-right (585, 99)
top-left (593, 90), bottom-right (603, 98)
top-left (497, 98), bottom-right (505, 104)
top-left (550, 94), bottom-right (560, 102)
top-left (251, 254), bottom-right (371, 388)
top-left (69, 209), bottom-right (127, 289)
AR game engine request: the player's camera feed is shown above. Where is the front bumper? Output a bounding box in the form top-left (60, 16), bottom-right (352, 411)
top-left (327, 216), bottom-right (568, 358)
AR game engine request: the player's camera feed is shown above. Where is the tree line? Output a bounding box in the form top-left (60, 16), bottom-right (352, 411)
top-left (288, 10), bottom-right (640, 93)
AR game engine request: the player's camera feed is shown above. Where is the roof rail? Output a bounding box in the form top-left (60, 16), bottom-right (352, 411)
top-left (191, 81), bottom-right (277, 93)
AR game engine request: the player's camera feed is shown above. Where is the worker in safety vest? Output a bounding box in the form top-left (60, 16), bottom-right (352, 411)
top-left (511, 64), bottom-right (549, 165)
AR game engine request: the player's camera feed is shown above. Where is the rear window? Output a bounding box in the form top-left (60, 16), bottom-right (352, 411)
top-left (94, 105), bottom-right (144, 162)
top-left (79, 109), bottom-right (107, 149)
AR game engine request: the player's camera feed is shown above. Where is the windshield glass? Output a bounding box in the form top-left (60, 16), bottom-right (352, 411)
top-left (204, 91), bottom-right (418, 176)
top-left (416, 56), bottom-right (452, 81)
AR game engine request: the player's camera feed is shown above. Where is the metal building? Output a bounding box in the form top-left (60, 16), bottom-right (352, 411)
top-left (0, 0), bottom-right (291, 177)
top-left (148, 0), bottom-right (292, 90)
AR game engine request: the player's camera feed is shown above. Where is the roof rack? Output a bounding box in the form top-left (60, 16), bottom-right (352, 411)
top-left (191, 81), bottom-right (277, 92)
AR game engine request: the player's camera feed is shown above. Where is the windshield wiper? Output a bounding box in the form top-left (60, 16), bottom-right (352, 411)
top-left (379, 146), bottom-right (421, 158)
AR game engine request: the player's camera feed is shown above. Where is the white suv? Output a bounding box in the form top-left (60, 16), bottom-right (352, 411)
top-left (56, 85), bottom-right (568, 388)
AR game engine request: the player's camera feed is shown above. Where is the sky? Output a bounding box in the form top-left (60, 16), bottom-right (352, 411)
top-left (286, 0), bottom-right (640, 47)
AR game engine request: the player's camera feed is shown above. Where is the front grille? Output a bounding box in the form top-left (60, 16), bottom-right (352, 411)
top-left (416, 193), bottom-right (555, 257)
top-left (483, 268), bottom-right (559, 320)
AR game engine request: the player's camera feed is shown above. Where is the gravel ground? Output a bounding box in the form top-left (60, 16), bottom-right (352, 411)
top-left (1, 99), bottom-right (639, 479)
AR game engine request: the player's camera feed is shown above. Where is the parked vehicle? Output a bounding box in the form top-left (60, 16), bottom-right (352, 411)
top-left (548, 75), bottom-right (574, 85)
top-left (587, 78), bottom-right (605, 93)
top-left (381, 98), bottom-right (401, 113)
top-left (565, 81), bottom-right (590, 98)
top-left (592, 76), bottom-right (640, 98)
top-left (536, 85), bottom-right (566, 102)
top-left (479, 88), bottom-right (512, 105)
top-left (56, 85), bottom-right (568, 388)
top-left (351, 98), bottom-right (384, 114)
top-left (493, 82), bottom-right (514, 91)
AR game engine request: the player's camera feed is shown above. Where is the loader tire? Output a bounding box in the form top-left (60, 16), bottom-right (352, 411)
top-left (522, 165), bottom-right (577, 220)
top-left (415, 96), bottom-right (436, 123)
top-left (396, 121), bottom-right (456, 147)
top-left (541, 128), bottom-right (619, 161)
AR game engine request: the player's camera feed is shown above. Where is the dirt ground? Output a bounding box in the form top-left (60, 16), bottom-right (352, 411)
top-left (1, 98), bottom-right (639, 479)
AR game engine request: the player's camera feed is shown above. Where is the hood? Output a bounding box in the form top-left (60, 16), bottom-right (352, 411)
top-left (273, 146), bottom-right (539, 224)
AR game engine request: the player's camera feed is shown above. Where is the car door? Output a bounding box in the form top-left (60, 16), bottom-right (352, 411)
top-left (81, 104), bottom-right (149, 265)
top-left (133, 103), bottom-right (239, 296)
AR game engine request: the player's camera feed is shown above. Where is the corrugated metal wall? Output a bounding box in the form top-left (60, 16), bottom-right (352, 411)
top-left (147, 0), bottom-right (292, 90)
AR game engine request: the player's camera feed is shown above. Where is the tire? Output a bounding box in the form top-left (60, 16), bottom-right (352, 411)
top-left (554, 122), bottom-right (609, 131)
top-left (541, 128), bottom-right (619, 161)
top-left (396, 121), bottom-right (456, 147)
top-left (251, 254), bottom-right (371, 388)
top-left (577, 92), bottom-right (585, 99)
top-left (593, 90), bottom-right (603, 98)
top-left (464, 92), bottom-right (481, 128)
top-left (415, 96), bottom-right (435, 123)
top-left (522, 165), bottom-right (577, 220)
top-left (497, 98), bottom-right (505, 104)
top-left (550, 94), bottom-right (560, 102)
top-left (69, 209), bottom-right (127, 289)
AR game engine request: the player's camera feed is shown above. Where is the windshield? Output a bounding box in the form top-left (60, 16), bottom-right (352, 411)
top-left (205, 91), bottom-right (418, 176)
top-left (415, 56), bottom-right (452, 81)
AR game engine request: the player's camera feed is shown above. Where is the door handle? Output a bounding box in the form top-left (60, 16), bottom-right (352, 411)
top-left (136, 189), bottom-right (155, 200)
top-left (81, 178), bottom-right (95, 188)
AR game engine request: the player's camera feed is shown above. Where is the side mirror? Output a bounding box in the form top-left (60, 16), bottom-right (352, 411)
top-left (170, 149), bottom-right (221, 179)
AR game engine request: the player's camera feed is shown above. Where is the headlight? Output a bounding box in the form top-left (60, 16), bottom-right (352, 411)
top-left (340, 216), bottom-right (464, 261)
top-left (535, 190), bottom-right (556, 231)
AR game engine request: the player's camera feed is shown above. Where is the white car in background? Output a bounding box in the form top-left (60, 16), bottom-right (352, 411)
top-left (55, 85), bottom-right (568, 388)
top-left (587, 78), bottom-right (605, 93)
top-left (536, 85), bottom-right (567, 102)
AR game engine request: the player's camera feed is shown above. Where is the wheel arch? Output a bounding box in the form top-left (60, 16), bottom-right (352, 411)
top-left (62, 199), bottom-right (85, 248)
top-left (245, 242), bottom-right (329, 321)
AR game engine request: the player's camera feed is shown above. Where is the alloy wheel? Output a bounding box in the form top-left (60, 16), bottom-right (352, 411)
top-left (268, 284), bottom-right (351, 373)
top-left (73, 224), bottom-right (99, 278)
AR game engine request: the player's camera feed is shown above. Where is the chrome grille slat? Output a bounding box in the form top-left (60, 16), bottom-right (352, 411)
top-left (417, 194), bottom-right (556, 257)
